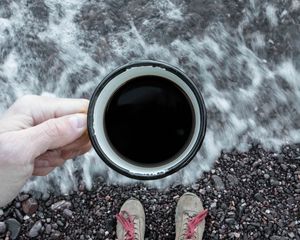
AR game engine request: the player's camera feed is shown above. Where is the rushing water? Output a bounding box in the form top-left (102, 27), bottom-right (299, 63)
top-left (0, 0), bottom-right (299, 193)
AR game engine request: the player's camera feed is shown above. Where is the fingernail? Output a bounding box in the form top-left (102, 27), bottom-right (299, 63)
top-left (69, 114), bottom-right (87, 129)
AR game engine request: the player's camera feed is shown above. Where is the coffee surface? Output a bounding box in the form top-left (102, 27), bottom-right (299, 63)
top-left (105, 75), bottom-right (194, 165)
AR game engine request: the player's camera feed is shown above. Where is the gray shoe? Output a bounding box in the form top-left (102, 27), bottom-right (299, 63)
top-left (116, 198), bottom-right (145, 240)
top-left (175, 192), bottom-right (207, 240)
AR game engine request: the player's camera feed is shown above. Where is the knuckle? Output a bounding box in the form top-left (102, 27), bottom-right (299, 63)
top-left (43, 120), bottom-right (64, 139)
top-left (10, 95), bottom-right (39, 112)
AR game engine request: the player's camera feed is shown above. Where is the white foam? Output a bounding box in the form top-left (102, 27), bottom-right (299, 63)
top-left (266, 4), bottom-right (278, 27)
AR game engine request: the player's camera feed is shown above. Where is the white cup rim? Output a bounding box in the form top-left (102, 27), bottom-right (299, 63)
top-left (87, 60), bottom-right (207, 180)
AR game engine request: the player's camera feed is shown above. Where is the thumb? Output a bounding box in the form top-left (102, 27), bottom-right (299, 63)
top-left (25, 113), bottom-right (87, 158)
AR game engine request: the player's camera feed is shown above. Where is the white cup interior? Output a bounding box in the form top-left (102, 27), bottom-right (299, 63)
top-left (92, 65), bottom-right (201, 177)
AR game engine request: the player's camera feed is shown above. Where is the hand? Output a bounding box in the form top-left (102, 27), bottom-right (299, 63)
top-left (0, 95), bottom-right (91, 207)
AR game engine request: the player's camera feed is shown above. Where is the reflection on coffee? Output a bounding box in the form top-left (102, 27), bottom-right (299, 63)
top-left (104, 75), bottom-right (194, 165)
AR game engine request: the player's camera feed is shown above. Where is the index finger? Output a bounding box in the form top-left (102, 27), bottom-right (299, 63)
top-left (7, 95), bottom-right (89, 125)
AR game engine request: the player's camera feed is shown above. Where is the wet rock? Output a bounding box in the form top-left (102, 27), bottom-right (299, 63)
top-left (51, 200), bottom-right (72, 211)
top-left (45, 224), bottom-right (52, 234)
top-left (270, 178), bottom-right (279, 186)
top-left (225, 218), bottom-right (235, 225)
top-left (28, 221), bottom-right (42, 238)
top-left (63, 209), bottom-right (73, 218)
top-left (211, 175), bottom-right (225, 191)
top-left (57, 220), bottom-right (64, 227)
top-left (50, 231), bottom-right (61, 239)
top-left (227, 174), bottom-right (239, 186)
top-left (280, 164), bottom-right (288, 170)
top-left (0, 222), bottom-right (6, 234)
top-left (264, 174), bottom-right (270, 179)
top-left (18, 194), bottom-right (30, 202)
top-left (288, 232), bottom-right (295, 238)
top-left (5, 219), bottom-right (21, 240)
top-left (42, 192), bottom-right (50, 201)
top-left (254, 192), bottom-right (265, 202)
top-left (14, 209), bottom-right (23, 223)
top-left (22, 198), bottom-right (38, 215)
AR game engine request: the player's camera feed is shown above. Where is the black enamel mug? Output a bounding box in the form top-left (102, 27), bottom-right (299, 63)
top-left (88, 60), bottom-right (206, 180)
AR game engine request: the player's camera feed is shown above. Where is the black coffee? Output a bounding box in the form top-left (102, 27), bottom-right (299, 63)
top-left (104, 75), bottom-right (194, 165)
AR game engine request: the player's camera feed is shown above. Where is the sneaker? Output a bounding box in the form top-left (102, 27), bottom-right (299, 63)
top-left (175, 192), bottom-right (208, 240)
top-left (116, 198), bottom-right (145, 240)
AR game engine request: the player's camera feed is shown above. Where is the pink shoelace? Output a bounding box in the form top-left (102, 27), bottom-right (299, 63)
top-left (185, 209), bottom-right (208, 239)
top-left (116, 211), bottom-right (135, 240)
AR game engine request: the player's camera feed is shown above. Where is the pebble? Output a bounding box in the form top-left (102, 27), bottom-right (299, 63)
top-left (0, 209), bottom-right (3, 216)
top-left (14, 209), bottom-right (23, 222)
top-left (42, 192), bottom-right (50, 201)
top-left (264, 174), bottom-right (270, 179)
top-left (270, 178), bottom-right (279, 186)
top-left (225, 218), bottom-right (235, 225)
top-left (28, 221), bottom-right (42, 238)
top-left (18, 194), bottom-right (30, 202)
top-left (22, 198), bottom-right (38, 215)
top-left (288, 232), bottom-right (295, 238)
top-left (211, 175), bottom-right (225, 191)
top-left (51, 200), bottom-right (72, 211)
top-left (254, 192), bottom-right (265, 202)
top-left (0, 222), bottom-right (6, 234)
top-left (199, 189), bottom-right (206, 195)
top-left (280, 164), bottom-right (288, 171)
top-left (50, 231), bottom-right (61, 239)
top-left (63, 209), bottom-right (73, 218)
top-left (5, 218), bottom-right (21, 240)
top-left (210, 202), bottom-right (217, 209)
top-left (57, 220), bottom-right (64, 227)
top-left (227, 174), bottom-right (239, 186)
top-left (45, 224), bottom-right (52, 234)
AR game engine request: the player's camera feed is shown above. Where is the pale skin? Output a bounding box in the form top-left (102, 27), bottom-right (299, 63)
top-left (0, 95), bottom-right (92, 207)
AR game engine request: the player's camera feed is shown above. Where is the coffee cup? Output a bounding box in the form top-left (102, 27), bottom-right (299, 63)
top-left (88, 60), bottom-right (206, 180)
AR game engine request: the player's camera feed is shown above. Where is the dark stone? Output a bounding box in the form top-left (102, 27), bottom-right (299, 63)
top-left (57, 220), bottom-right (64, 227)
top-left (254, 192), bottom-right (265, 202)
top-left (227, 174), bottom-right (239, 186)
top-left (280, 164), bottom-right (288, 170)
top-left (42, 192), bottom-right (50, 201)
top-left (45, 224), bottom-right (52, 235)
top-left (225, 218), bottom-right (235, 225)
top-left (51, 200), bottom-right (72, 211)
top-left (18, 194), bottom-right (30, 202)
top-left (28, 221), bottom-right (42, 238)
top-left (50, 231), bottom-right (61, 239)
top-left (0, 222), bottom-right (6, 234)
top-left (211, 175), bottom-right (225, 191)
top-left (63, 209), bottom-right (73, 218)
top-left (270, 178), bottom-right (280, 186)
top-left (22, 198), bottom-right (38, 215)
top-left (14, 209), bottom-right (23, 223)
top-left (5, 218), bottom-right (21, 240)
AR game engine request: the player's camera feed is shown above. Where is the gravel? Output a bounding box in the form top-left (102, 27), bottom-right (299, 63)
top-left (0, 144), bottom-right (299, 239)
